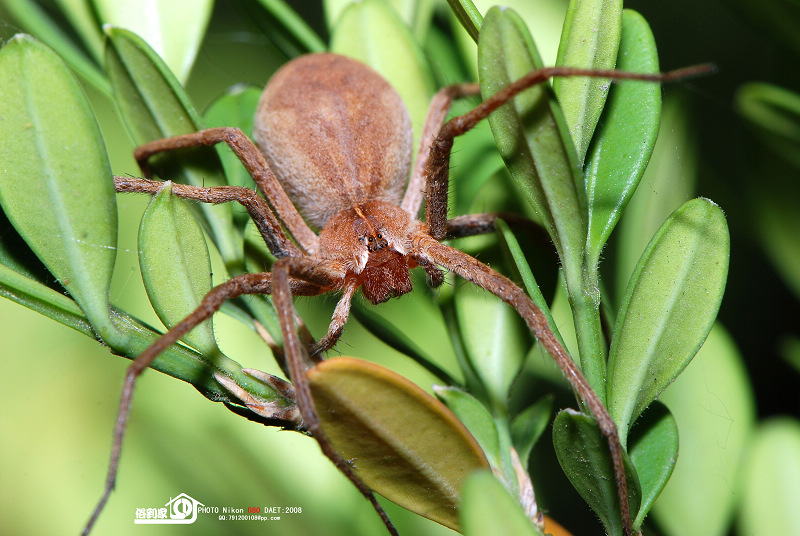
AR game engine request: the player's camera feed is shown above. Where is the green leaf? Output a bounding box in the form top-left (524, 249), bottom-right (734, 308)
top-left (454, 282), bottom-right (530, 409)
top-left (104, 27), bottom-right (241, 267)
top-left (308, 357), bottom-right (489, 531)
top-left (495, 219), bottom-right (566, 348)
top-left (553, 409), bottom-right (641, 536)
top-left (94, 0), bottom-right (213, 83)
top-left (607, 198), bottom-right (729, 442)
top-left (58, 0), bottom-right (106, 62)
top-left (478, 7), bottom-right (584, 271)
top-left (753, 184), bottom-right (800, 301)
top-left (446, 0), bottom-right (483, 42)
top-left (203, 85), bottom-right (262, 202)
top-left (736, 82), bottom-right (800, 168)
top-left (511, 395), bottom-right (553, 469)
top-left (253, 0), bottom-right (326, 53)
top-left (652, 324), bottom-right (755, 536)
top-left (553, 0), bottom-right (623, 164)
top-left (138, 182), bottom-right (218, 356)
top-left (330, 0), bottom-right (435, 149)
top-left (434, 386), bottom-right (503, 476)
top-left (0, 35), bottom-right (119, 342)
top-left (2, 0), bottom-right (111, 95)
top-left (627, 401), bottom-right (678, 529)
top-left (0, 263), bottom-right (92, 337)
top-left (350, 302), bottom-right (458, 385)
top-left (460, 471), bottom-right (545, 536)
top-left (584, 10), bottom-right (662, 262)
top-left (614, 97), bottom-right (697, 303)
top-left (738, 418), bottom-right (800, 536)
top-left (326, 0), bottom-right (434, 43)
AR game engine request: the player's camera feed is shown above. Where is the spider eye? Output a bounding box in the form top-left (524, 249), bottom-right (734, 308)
top-left (368, 236), bottom-right (374, 243)
top-left (376, 233), bottom-right (383, 239)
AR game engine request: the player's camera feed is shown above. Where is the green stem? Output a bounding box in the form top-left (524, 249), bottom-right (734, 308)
top-left (565, 260), bottom-right (607, 405)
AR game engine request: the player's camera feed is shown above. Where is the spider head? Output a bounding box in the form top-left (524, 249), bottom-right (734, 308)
top-left (319, 200), bottom-right (419, 304)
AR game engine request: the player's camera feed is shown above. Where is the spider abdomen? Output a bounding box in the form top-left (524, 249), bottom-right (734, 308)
top-left (253, 53), bottom-right (413, 229)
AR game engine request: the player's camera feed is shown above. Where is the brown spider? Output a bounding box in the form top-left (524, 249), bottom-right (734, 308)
top-left (85, 52), bottom-right (710, 535)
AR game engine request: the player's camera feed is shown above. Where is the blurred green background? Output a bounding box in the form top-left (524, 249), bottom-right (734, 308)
top-left (1, 0), bottom-right (800, 535)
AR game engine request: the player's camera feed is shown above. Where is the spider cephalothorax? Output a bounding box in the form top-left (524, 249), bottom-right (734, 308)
top-left (317, 200), bottom-right (420, 305)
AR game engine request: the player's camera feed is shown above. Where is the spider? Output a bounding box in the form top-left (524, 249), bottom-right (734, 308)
top-left (84, 52), bottom-right (709, 536)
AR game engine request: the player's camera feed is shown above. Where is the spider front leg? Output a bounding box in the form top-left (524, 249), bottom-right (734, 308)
top-left (133, 126), bottom-right (319, 254)
top-left (270, 256), bottom-right (399, 536)
top-left (83, 272), bottom-right (276, 535)
top-left (114, 176), bottom-right (301, 258)
top-left (415, 67), bottom-right (670, 535)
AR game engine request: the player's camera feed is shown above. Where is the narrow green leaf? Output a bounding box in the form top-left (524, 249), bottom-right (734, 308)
top-left (138, 182), bottom-right (218, 356)
top-left (511, 395), bottom-right (553, 469)
top-left (308, 357), bottom-right (489, 531)
top-left (330, 0), bottom-right (435, 149)
top-left (104, 26), bottom-right (204, 144)
top-left (495, 219), bottom-right (566, 348)
top-left (454, 283), bottom-right (530, 409)
top-left (59, 0), bottom-right (106, 62)
top-left (607, 198), bottom-right (729, 441)
top-left (0, 35), bottom-right (118, 341)
top-left (460, 471), bottom-right (545, 536)
top-left (753, 184), bottom-right (800, 301)
top-left (584, 10), bottom-right (662, 262)
top-left (627, 401), bottom-right (678, 529)
top-left (434, 386), bottom-right (503, 475)
top-left (652, 324), bottom-right (755, 536)
top-left (350, 302), bottom-right (458, 385)
top-left (738, 419), bottom-right (800, 536)
top-left (0, 263), bottom-right (92, 337)
top-left (478, 7), bottom-right (585, 269)
top-left (553, 0), bottom-right (623, 164)
top-left (736, 82), bottom-right (800, 167)
top-left (446, 0), bottom-right (483, 42)
top-left (95, 0), bottom-right (213, 83)
top-left (553, 409), bottom-right (641, 536)
top-left (3, 0), bottom-right (111, 95)
top-left (104, 27), bottom-right (241, 267)
top-left (254, 0), bottom-right (326, 53)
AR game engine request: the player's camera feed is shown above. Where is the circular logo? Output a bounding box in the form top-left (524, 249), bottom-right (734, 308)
top-left (171, 497), bottom-right (194, 519)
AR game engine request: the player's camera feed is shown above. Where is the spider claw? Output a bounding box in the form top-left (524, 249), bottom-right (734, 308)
top-left (214, 371), bottom-right (300, 424)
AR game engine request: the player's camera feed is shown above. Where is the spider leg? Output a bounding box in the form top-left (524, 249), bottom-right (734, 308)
top-left (114, 176), bottom-right (301, 258)
top-left (271, 257), bottom-right (398, 536)
top-left (133, 127), bottom-right (319, 255)
top-left (401, 82), bottom-right (480, 217)
top-left (412, 234), bottom-right (632, 535)
top-left (421, 65), bottom-right (711, 242)
top-left (445, 212), bottom-right (547, 241)
top-left (308, 280), bottom-right (358, 360)
top-left (83, 271), bottom-right (308, 536)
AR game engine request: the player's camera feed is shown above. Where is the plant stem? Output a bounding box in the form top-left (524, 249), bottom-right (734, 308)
top-left (565, 261), bottom-right (607, 406)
